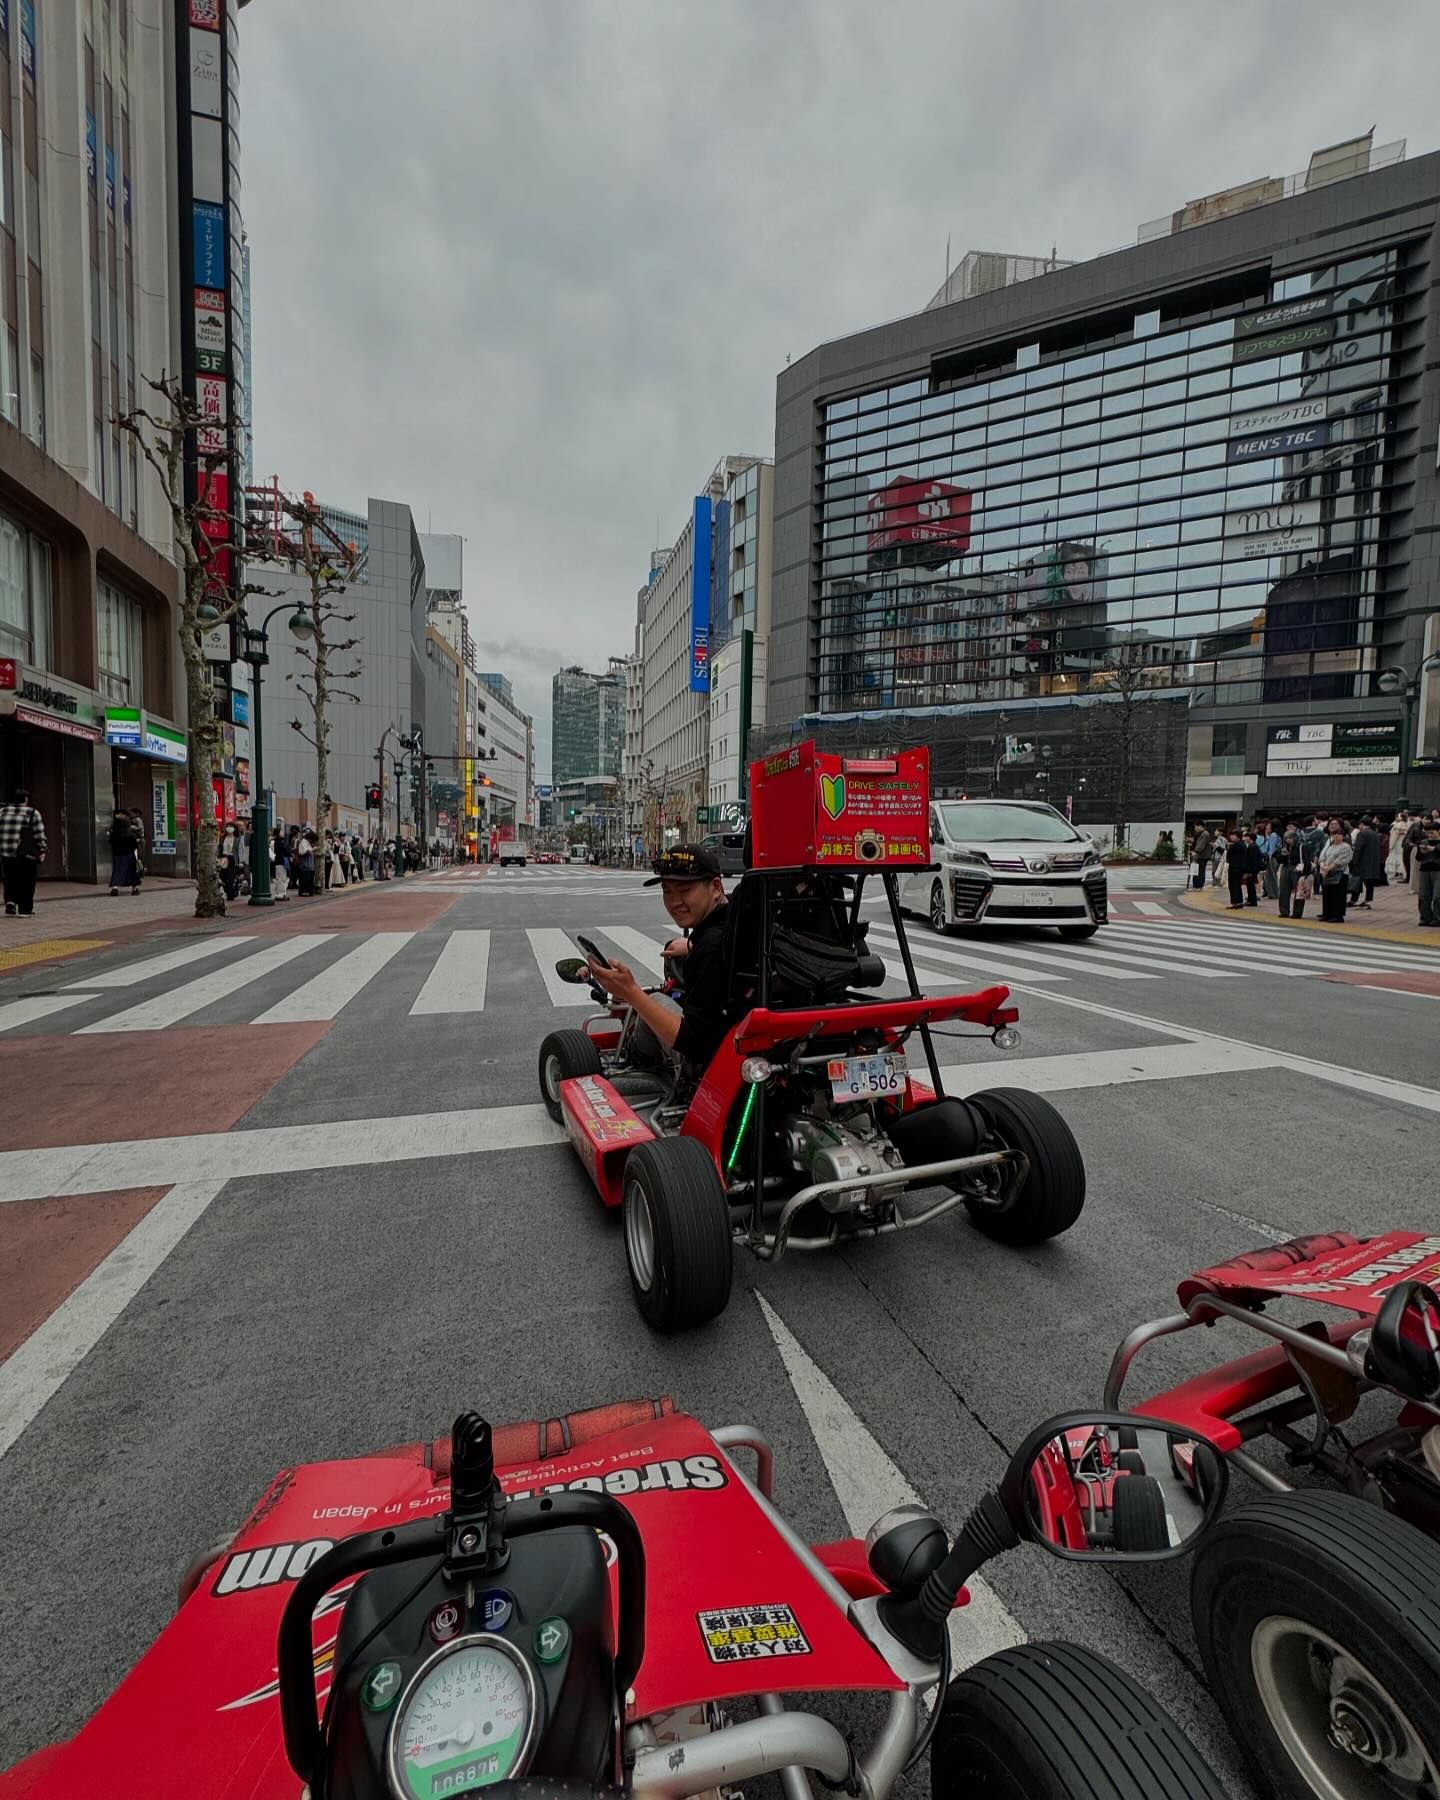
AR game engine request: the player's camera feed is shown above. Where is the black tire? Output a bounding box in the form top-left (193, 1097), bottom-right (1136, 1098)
top-left (1111, 1474), bottom-right (1170, 1552)
top-left (931, 1640), bottom-right (1228, 1800)
top-left (1117, 1426), bottom-right (1139, 1449)
top-left (929, 878), bottom-right (952, 935)
top-left (537, 1028), bottom-right (603, 1123)
top-left (622, 1138), bottom-right (732, 1331)
top-left (1117, 1450), bottom-right (1146, 1476)
top-left (1058, 923), bottom-right (1098, 939)
top-left (965, 1088), bottom-right (1085, 1244)
top-left (1191, 1491), bottom-right (1440, 1800)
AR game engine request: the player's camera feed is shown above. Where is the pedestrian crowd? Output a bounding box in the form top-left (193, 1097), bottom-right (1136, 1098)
top-left (1187, 811), bottom-right (1440, 928)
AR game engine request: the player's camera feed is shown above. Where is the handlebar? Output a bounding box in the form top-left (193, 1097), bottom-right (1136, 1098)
top-left (277, 1491), bottom-right (647, 1787)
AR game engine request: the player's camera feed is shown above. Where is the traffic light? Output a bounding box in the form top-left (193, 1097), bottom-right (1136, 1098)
top-left (365, 784), bottom-right (381, 809)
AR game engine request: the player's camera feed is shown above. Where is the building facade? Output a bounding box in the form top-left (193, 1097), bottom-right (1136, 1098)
top-left (0, 0), bottom-right (201, 879)
top-left (478, 670), bottom-right (535, 837)
top-left (551, 663), bottom-right (623, 787)
top-left (767, 138), bottom-right (1440, 832)
top-left (706, 458), bottom-right (774, 811)
top-left (249, 497), bottom-right (428, 836)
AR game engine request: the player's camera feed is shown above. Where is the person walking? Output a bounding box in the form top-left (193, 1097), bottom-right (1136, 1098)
top-left (1317, 825), bottom-right (1354, 923)
top-left (1349, 815), bottom-right (1383, 909)
top-left (1275, 824), bottom-right (1313, 920)
top-left (1416, 815), bottom-right (1440, 928)
top-left (216, 822), bottom-right (242, 902)
top-left (1189, 823), bottom-right (1214, 890)
top-left (107, 807), bottom-right (142, 896)
top-left (0, 786), bottom-right (47, 915)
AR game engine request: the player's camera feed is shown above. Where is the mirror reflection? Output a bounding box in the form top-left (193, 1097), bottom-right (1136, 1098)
top-left (554, 957), bottom-right (590, 984)
top-left (1024, 1420), bottom-right (1224, 1559)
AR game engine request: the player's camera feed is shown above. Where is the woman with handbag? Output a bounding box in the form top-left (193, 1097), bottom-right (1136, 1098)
top-left (1275, 825), bottom-right (1312, 919)
top-left (1317, 826), bottom-right (1354, 923)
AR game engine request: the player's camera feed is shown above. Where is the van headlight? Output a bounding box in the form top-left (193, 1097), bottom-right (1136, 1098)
top-left (1082, 850), bottom-right (1103, 868)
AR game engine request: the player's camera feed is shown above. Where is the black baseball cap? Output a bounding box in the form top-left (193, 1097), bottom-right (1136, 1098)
top-left (645, 844), bottom-right (723, 885)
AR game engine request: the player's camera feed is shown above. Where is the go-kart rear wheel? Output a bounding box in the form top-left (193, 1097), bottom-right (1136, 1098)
top-left (622, 1138), bottom-right (732, 1332)
top-left (1116, 1450), bottom-right (1146, 1476)
top-left (965, 1088), bottom-right (1085, 1245)
top-left (1191, 1491), bottom-right (1440, 1800)
top-left (931, 1641), bottom-right (1228, 1800)
top-left (1110, 1473), bottom-right (1170, 1552)
top-left (538, 1028), bottom-right (603, 1123)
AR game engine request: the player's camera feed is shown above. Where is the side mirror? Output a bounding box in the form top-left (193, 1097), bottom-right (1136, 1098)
top-left (1367, 1280), bottom-right (1440, 1403)
top-left (554, 957), bottom-right (590, 984)
top-left (1003, 1412), bottom-right (1227, 1562)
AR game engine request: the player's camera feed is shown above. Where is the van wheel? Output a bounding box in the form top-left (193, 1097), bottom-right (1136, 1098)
top-left (929, 880), bottom-right (951, 935)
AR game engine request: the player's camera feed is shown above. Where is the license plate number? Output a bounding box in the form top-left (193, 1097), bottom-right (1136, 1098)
top-left (1023, 887), bottom-right (1054, 907)
top-left (827, 1052), bottom-right (908, 1100)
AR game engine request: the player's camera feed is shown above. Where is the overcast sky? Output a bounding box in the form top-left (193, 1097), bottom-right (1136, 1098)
top-left (242, 0), bottom-right (1438, 777)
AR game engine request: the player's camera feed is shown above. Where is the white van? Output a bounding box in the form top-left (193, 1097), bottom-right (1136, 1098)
top-left (900, 800), bottom-right (1106, 938)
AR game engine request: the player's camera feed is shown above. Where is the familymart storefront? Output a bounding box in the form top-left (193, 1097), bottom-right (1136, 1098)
top-left (104, 707), bottom-right (189, 879)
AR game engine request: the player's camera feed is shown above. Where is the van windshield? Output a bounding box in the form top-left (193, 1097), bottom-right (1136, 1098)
top-left (938, 804), bottom-right (1080, 844)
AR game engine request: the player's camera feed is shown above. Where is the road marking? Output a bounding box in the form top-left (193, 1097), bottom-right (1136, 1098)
top-left (1133, 901), bottom-right (1169, 916)
top-left (942, 1038), bottom-right (1277, 1095)
top-left (254, 932), bottom-right (414, 1024)
top-left (62, 935), bottom-right (257, 990)
top-left (871, 925), bottom-right (1156, 981)
top-left (1352, 984), bottom-right (1440, 999)
top-left (77, 935), bottom-right (334, 1033)
top-left (0, 993), bottom-right (101, 1034)
top-left (0, 1179), bottom-right (226, 1463)
top-left (526, 928), bottom-right (595, 1006)
top-left (409, 930), bottom-right (491, 1014)
top-left (878, 951), bottom-right (1066, 988)
top-left (601, 926), bottom-right (669, 977)
top-left (1195, 1201), bottom-right (1290, 1244)
top-left (756, 1293), bottom-right (1026, 1664)
top-left (1103, 922), bottom-right (1440, 974)
top-left (1135, 919), bottom-right (1440, 966)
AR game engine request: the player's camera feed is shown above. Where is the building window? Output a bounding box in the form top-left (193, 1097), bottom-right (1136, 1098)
top-left (1210, 722), bottom-right (1247, 776)
top-left (1, 328), bottom-right (17, 425)
top-left (98, 577), bottom-right (143, 701)
top-left (0, 510), bottom-right (52, 668)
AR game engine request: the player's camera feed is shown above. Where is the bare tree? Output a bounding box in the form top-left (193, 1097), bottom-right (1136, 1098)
top-left (117, 373), bottom-right (268, 917)
top-left (248, 488), bottom-right (362, 837)
top-left (1082, 651), bottom-right (1169, 848)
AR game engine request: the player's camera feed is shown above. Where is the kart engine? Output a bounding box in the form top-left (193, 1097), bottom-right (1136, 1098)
top-left (783, 1111), bottom-right (903, 1212)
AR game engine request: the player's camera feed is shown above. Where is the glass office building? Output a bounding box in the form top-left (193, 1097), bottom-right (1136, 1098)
top-left (768, 146), bottom-right (1440, 828)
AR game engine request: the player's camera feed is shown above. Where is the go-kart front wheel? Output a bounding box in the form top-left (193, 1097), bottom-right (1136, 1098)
top-left (538, 1029), bottom-right (603, 1123)
top-left (1110, 1473), bottom-right (1170, 1552)
top-left (931, 1641), bottom-right (1229, 1800)
top-left (1191, 1490), bottom-right (1440, 1800)
top-left (965, 1088), bottom-right (1085, 1245)
top-left (622, 1138), bottom-right (732, 1332)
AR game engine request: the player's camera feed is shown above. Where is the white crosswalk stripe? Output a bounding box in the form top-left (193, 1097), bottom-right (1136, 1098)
top-left (254, 932), bottom-right (414, 1024)
top-left (868, 924), bottom-right (1157, 981)
top-left (1104, 920), bottom-right (1440, 973)
top-left (599, 925), bottom-right (669, 977)
top-left (0, 993), bottom-right (100, 1033)
top-left (77, 935), bottom-right (335, 1033)
top-left (409, 930), bottom-right (490, 1014)
top-left (61, 935), bottom-right (257, 989)
top-left (525, 928), bottom-right (596, 1006)
top-left (871, 940), bottom-right (1067, 987)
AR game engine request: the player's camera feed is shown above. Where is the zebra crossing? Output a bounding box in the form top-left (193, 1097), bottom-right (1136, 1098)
top-left (4, 914), bottom-right (1438, 1040)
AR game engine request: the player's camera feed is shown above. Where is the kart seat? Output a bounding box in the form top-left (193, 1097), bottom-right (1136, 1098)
top-left (377, 1396), bottom-right (676, 1483)
top-left (724, 869), bottom-right (876, 1012)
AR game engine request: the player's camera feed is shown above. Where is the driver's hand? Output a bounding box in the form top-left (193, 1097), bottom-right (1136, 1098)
top-left (662, 937), bottom-right (689, 959)
top-left (588, 957), bottom-right (643, 1006)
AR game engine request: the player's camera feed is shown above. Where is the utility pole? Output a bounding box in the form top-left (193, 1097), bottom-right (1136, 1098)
top-left (737, 627), bottom-right (754, 807)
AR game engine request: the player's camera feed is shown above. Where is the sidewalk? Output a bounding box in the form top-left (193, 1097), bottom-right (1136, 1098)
top-left (1181, 874), bottom-right (1437, 946)
top-left (0, 872), bottom-right (380, 978)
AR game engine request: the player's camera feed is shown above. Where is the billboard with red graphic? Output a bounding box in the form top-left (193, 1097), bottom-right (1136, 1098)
top-left (866, 478), bottom-right (972, 569)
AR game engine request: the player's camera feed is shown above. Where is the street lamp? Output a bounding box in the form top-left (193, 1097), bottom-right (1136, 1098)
top-left (1375, 653), bottom-right (1440, 810)
top-left (240, 603), bottom-right (315, 905)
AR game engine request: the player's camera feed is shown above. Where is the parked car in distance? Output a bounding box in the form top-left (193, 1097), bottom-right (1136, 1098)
top-left (901, 800), bottom-right (1106, 938)
top-left (699, 831), bottom-right (747, 875)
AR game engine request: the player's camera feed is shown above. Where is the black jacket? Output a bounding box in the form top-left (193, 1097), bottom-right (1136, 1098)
top-left (1350, 826), bottom-right (1383, 882)
top-left (673, 904), bottom-right (733, 1072)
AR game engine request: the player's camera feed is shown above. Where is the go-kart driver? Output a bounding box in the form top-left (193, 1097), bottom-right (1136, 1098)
top-left (584, 844), bottom-right (731, 1085)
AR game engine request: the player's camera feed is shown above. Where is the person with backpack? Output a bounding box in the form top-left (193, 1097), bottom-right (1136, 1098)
top-left (0, 786), bottom-right (47, 915)
top-left (108, 808), bottom-right (142, 896)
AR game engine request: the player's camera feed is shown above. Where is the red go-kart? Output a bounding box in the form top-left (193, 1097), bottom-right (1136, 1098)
top-left (1024, 1421), bottom-right (1216, 1556)
top-left (538, 861), bottom-right (1084, 1331)
top-left (1, 1397), bottom-right (1236, 1800)
top-left (1107, 1229), bottom-right (1440, 1800)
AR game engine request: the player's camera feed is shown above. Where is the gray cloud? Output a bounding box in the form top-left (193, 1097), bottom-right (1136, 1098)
top-left (241, 0), bottom-right (1438, 774)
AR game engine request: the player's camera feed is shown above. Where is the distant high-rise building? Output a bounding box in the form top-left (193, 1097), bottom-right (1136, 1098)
top-left (552, 664), bottom-right (625, 785)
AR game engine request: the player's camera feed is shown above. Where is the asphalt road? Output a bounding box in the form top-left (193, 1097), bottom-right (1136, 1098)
top-left (4, 865), bottom-right (1440, 1793)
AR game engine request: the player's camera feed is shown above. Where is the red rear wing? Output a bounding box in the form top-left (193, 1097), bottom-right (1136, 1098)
top-left (1178, 1229), bottom-right (1440, 1318)
top-left (733, 987), bottom-right (1017, 1053)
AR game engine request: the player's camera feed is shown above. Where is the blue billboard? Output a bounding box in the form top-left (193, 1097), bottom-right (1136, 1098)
top-left (689, 496), bottom-right (712, 693)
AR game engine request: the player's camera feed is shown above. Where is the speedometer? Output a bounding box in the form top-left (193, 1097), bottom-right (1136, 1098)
top-left (388, 1633), bottom-right (539, 1799)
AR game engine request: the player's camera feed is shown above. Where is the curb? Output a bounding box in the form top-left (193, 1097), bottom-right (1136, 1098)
top-left (1178, 884), bottom-right (1438, 948)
